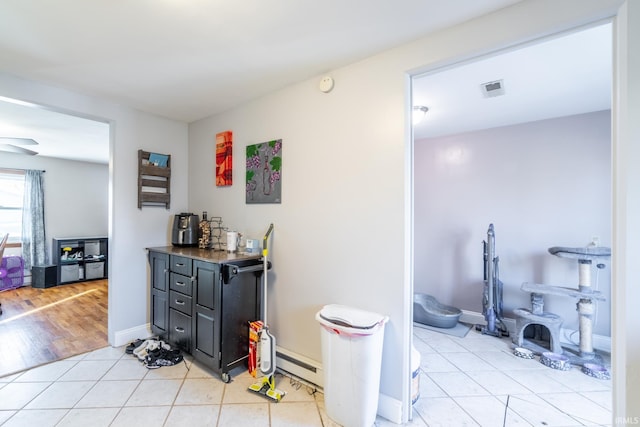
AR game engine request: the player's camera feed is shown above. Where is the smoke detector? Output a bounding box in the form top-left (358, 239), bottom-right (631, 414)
top-left (481, 79), bottom-right (505, 98)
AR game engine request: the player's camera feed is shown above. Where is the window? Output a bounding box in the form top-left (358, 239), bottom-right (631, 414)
top-left (0, 169), bottom-right (25, 244)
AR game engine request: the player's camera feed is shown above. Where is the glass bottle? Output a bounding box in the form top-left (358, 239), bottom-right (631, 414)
top-left (199, 211), bottom-right (210, 249)
top-left (262, 155), bottom-right (271, 195)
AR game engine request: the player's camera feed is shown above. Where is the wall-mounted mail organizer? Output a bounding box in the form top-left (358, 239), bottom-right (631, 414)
top-left (138, 149), bottom-right (171, 209)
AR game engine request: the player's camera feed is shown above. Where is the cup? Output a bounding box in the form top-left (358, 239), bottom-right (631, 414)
top-left (227, 231), bottom-right (240, 253)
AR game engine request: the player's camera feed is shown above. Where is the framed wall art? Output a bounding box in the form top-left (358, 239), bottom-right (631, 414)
top-left (246, 139), bottom-right (282, 204)
top-left (215, 130), bottom-right (233, 186)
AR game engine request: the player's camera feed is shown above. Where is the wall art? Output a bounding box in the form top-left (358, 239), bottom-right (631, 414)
top-left (246, 139), bottom-right (282, 204)
top-left (216, 130), bottom-right (233, 186)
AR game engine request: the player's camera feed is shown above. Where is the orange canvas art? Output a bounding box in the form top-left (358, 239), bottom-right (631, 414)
top-left (215, 131), bottom-right (233, 186)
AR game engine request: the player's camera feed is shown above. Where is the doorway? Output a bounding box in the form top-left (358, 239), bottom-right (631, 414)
top-left (0, 98), bottom-right (111, 376)
top-left (409, 22), bottom-right (613, 423)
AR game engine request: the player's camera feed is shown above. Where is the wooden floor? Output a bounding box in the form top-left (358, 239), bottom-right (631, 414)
top-left (0, 279), bottom-right (108, 378)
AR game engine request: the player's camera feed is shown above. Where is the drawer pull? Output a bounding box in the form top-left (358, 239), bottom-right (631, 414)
top-left (175, 326), bottom-right (185, 333)
top-left (175, 262), bottom-right (185, 267)
top-left (175, 300), bottom-right (185, 305)
top-left (176, 281), bottom-right (186, 286)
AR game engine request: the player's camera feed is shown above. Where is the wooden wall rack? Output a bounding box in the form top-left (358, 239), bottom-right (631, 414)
top-left (138, 149), bottom-right (171, 209)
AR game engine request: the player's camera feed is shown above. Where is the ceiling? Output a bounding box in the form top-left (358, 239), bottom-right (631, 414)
top-left (412, 22), bottom-right (612, 140)
top-left (0, 99), bottom-right (110, 164)
top-left (0, 1), bottom-right (610, 164)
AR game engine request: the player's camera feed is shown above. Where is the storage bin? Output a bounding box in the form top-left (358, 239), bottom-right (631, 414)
top-left (316, 304), bottom-right (388, 427)
top-left (84, 241), bottom-right (101, 257)
top-left (61, 264), bottom-right (79, 282)
top-left (32, 265), bottom-right (57, 288)
top-left (85, 261), bottom-right (104, 279)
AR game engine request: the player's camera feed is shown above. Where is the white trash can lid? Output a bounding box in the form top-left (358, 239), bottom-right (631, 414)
top-left (316, 304), bottom-right (388, 336)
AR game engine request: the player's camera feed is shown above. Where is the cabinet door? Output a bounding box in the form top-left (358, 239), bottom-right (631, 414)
top-left (220, 264), bottom-right (261, 373)
top-left (149, 251), bottom-right (170, 336)
top-left (192, 261), bottom-right (220, 370)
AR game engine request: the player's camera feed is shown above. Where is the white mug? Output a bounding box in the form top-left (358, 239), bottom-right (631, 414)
top-left (227, 231), bottom-right (240, 253)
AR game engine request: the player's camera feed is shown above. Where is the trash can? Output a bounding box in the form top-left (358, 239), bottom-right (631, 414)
top-left (411, 344), bottom-right (421, 405)
top-left (316, 304), bottom-right (389, 427)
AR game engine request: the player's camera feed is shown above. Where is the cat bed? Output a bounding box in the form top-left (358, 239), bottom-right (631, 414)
top-left (413, 293), bottom-right (462, 329)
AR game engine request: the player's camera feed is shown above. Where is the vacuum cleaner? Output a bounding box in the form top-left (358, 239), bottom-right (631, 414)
top-left (476, 223), bottom-right (509, 337)
top-left (248, 223), bottom-right (285, 402)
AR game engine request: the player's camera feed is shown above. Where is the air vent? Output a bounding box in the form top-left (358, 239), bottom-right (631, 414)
top-left (481, 79), bottom-right (505, 98)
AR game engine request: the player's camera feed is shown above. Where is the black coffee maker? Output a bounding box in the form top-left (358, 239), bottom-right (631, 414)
top-left (172, 213), bottom-right (199, 246)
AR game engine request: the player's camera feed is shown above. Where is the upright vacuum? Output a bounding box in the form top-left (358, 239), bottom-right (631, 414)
top-left (248, 223), bottom-right (285, 402)
top-left (477, 223), bottom-right (509, 337)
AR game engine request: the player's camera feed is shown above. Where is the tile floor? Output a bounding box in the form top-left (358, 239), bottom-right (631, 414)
top-left (412, 326), bottom-right (612, 427)
top-left (0, 327), bottom-right (612, 426)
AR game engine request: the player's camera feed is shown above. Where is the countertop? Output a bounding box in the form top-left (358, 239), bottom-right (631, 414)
top-left (146, 246), bottom-right (262, 264)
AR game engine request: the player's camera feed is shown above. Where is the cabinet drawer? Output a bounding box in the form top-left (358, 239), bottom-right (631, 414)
top-left (169, 290), bottom-right (192, 316)
top-left (170, 255), bottom-right (192, 276)
top-left (169, 309), bottom-right (191, 352)
top-left (170, 272), bottom-right (193, 295)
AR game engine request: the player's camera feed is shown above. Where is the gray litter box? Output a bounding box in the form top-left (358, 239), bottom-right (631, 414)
top-left (413, 293), bottom-right (462, 329)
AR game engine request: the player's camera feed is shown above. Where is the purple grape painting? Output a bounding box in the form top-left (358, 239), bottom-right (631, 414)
top-left (246, 139), bottom-right (282, 204)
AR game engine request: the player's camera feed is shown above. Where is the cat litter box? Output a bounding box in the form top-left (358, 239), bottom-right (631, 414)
top-left (413, 293), bottom-right (462, 329)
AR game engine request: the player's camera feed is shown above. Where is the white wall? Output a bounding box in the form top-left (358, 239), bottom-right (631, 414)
top-left (188, 2), bottom-right (626, 420)
top-left (0, 154), bottom-right (108, 263)
top-left (188, 64), bottom-right (407, 395)
top-left (0, 72), bottom-right (190, 345)
top-left (414, 111), bottom-right (612, 336)
top-left (2, 0), bottom-right (637, 421)
top-left (613, 0), bottom-right (640, 419)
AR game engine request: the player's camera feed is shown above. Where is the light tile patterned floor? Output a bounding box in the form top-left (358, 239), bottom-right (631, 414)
top-left (411, 326), bottom-right (612, 427)
top-left (0, 345), bottom-right (332, 427)
top-left (0, 327), bottom-right (612, 426)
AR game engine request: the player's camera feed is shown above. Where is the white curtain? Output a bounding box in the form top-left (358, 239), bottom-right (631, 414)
top-left (22, 170), bottom-right (47, 269)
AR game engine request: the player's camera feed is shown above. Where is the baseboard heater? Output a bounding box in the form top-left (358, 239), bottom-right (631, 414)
top-left (275, 346), bottom-right (324, 389)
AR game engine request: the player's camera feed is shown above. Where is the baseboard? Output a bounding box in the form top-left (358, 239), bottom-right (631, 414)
top-left (275, 346), bottom-right (324, 389)
top-left (559, 327), bottom-right (611, 353)
top-left (113, 323), bottom-right (152, 347)
top-left (460, 310), bottom-right (611, 353)
top-left (460, 310), bottom-right (518, 335)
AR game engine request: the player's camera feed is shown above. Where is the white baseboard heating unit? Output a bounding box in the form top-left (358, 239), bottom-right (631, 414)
top-left (275, 346), bottom-right (324, 389)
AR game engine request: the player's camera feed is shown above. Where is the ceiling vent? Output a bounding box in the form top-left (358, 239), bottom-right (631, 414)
top-left (481, 79), bottom-right (505, 98)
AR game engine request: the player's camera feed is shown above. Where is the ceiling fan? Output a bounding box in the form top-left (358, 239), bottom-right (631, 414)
top-left (0, 137), bottom-right (39, 155)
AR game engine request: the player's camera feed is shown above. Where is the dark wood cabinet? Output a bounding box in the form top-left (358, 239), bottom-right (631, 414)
top-left (192, 260), bottom-right (219, 368)
top-left (147, 247), bottom-right (263, 382)
top-left (31, 265), bottom-right (57, 288)
top-left (52, 237), bottom-right (108, 286)
top-left (167, 254), bottom-right (193, 353)
top-left (149, 251), bottom-right (169, 335)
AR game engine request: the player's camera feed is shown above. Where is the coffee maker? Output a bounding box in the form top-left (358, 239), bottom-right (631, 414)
top-left (172, 213), bottom-right (199, 246)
